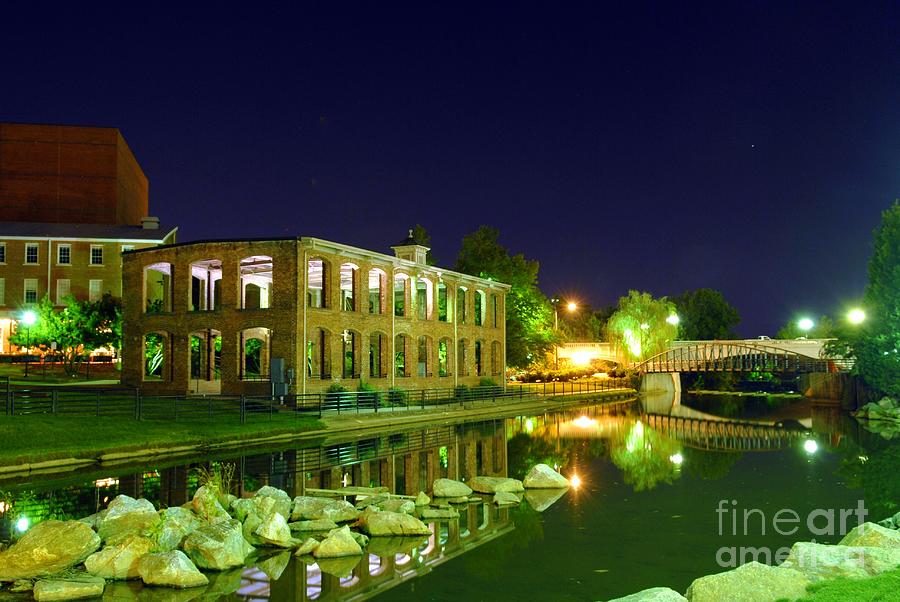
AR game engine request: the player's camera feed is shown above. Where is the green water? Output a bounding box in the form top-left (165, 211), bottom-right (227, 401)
top-left (1, 393), bottom-right (895, 601)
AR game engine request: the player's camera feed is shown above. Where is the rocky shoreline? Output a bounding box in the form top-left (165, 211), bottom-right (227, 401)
top-left (0, 463), bottom-right (570, 600)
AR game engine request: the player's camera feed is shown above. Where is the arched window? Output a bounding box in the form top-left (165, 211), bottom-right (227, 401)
top-left (143, 332), bottom-right (169, 380)
top-left (458, 338), bottom-right (468, 377)
top-left (307, 328), bottom-right (331, 378)
top-left (369, 332), bottom-right (387, 378)
top-left (395, 334), bottom-right (408, 377)
top-left (417, 335), bottom-right (432, 377)
top-left (394, 273), bottom-right (409, 317)
top-left (340, 263), bottom-right (358, 311)
top-left (308, 258), bottom-right (329, 308)
top-left (189, 330), bottom-right (222, 394)
top-left (240, 256), bottom-right (272, 309)
top-left (438, 338), bottom-right (451, 377)
top-left (190, 259), bottom-right (222, 311)
top-left (437, 283), bottom-right (448, 322)
top-left (144, 263), bottom-right (172, 313)
top-left (491, 341), bottom-right (502, 376)
top-left (416, 278), bottom-right (432, 320)
top-left (457, 287), bottom-right (468, 323)
top-left (341, 329), bottom-right (359, 378)
top-left (368, 268), bottom-right (386, 314)
top-left (240, 327), bottom-right (271, 380)
top-left (474, 291), bottom-right (486, 326)
top-left (474, 340), bottom-right (483, 376)
top-left (491, 294), bottom-right (499, 328)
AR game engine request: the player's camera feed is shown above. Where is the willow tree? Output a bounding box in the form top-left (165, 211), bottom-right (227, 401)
top-left (606, 290), bottom-right (678, 362)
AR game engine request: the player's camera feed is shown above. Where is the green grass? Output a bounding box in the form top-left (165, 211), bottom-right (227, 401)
top-left (0, 413), bottom-right (323, 465)
top-left (786, 568), bottom-right (900, 601)
top-left (0, 362), bottom-right (120, 384)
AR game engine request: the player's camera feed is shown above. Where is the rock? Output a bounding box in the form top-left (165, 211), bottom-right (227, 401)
top-left (839, 522), bottom-right (900, 548)
top-left (156, 507), bottom-right (203, 552)
top-left (524, 488), bottom-right (568, 512)
top-left (255, 512), bottom-right (293, 547)
top-left (255, 551), bottom-right (291, 580)
top-left (355, 494), bottom-right (390, 510)
top-left (365, 535), bottom-right (430, 556)
top-left (379, 499), bottom-right (416, 514)
top-left (854, 397), bottom-right (900, 422)
top-left (447, 496), bottom-right (470, 504)
top-left (314, 525), bottom-right (364, 558)
top-left (291, 496), bottom-right (359, 523)
top-left (418, 507), bottom-right (460, 519)
top-left (78, 510), bottom-right (107, 531)
top-left (293, 538), bottom-right (319, 557)
top-left (97, 495), bottom-right (160, 544)
top-left (84, 535), bottom-right (155, 580)
top-left (523, 464), bottom-right (570, 489)
top-left (349, 531), bottom-right (369, 548)
top-left (0, 520), bottom-right (101, 581)
top-left (432, 478), bottom-right (472, 498)
top-left (468, 476), bottom-right (525, 494)
top-left (182, 519), bottom-right (254, 570)
top-left (316, 556), bottom-right (361, 578)
top-left (289, 519), bottom-right (339, 532)
top-left (138, 551), bottom-right (209, 588)
top-left (191, 486), bottom-right (230, 524)
top-left (415, 492), bottom-right (430, 506)
top-left (493, 491), bottom-right (521, 505)
top-left (356, 509), bottom-right (432, 537)
top-left (608, 587), bottom-right (688, 602)
top-left (781, 541), bottom-right (900, 581)
top-left (253, 486), bottom-right (292, 519)
top-left (10, 579), bottom-right (33, 592)
top-left (684, 561), bottom-right (810, 602)
top-left (204, 568), bottom-right (244, 599)
top-left (32, 574), bottom-right (105, 601)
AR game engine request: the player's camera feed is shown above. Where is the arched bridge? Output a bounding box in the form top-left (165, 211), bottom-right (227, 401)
top-left (643, 413), bottom-right (809, 452)
top-left (636, 341), bottom-right (837, 374)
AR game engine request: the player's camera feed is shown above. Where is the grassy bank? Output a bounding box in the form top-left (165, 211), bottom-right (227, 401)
top-left (789, 567), bottom-right (900, 601)
top-left (0, 414), bottom-right (323, 465)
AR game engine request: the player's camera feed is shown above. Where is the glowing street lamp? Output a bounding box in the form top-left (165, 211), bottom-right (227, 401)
top-left (847, 308), bottom-right (866, 325)
top-left (551, 298), bottom-right (579, 369)
top-left (666, 314), bottom-right (680, 326)
top-left (797, 317), bottom-right (814, 333)
top-left (567, 301), bottom-right (578, 312)
top-left (21, 310), bottom-right (37, 378)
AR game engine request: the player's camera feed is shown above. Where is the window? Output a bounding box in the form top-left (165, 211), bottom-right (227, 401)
top-left (144, 263), bottom-right (173, 313)
top-left (368, 269), bottom-right (385, 314)
top-left (438, 339), bottom-right (449, 377)
top-left (307, 258), bottom-right (328, 308)
top-left (475, 341), bottom-right (483, 376)
top-left (240, 256), bottom-right (272, 310)
top-left (144, 333), bottom-right (168, 381)
top-left (89, 279), bottom-right (102, 302)
top-left (57, 244), bottom-right (71, 265)
top-left (24, 279), bottom-right (38, 304)
top-left (342, 330), bottom-right (357, 378)
top-left (192, 259), bottom-right (223, 311)
top-left (56, 279), bottom-right (70, 305)
top-left (395, 334), bottom-right (407, 377)
top-left (0, 278), bottom-right (5, 306)
top-left (25, 244), bottom-right (38, 264)
top-left (491, 294), bottom-right (499, 327)
top-left (475, 291), bottom-right (485, 326)
top-left (0, 243), bottom-right (6, 263)
top-left (340, 263), bottom-right (358, 311)
top-left (394, 274), bottom-right (408, 317)
top-left (369, 333), bottom-right (385, 377)
top-left (416, 278), bottom-right (432, 320)
top-left (90, 245), bottom-right (104, 265)
top-left (438, 283), bottom-right (448, 322)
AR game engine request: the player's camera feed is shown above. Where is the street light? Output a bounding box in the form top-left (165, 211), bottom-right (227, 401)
top-left (551, 298), bottom-right (578, 369)
top-left (666, 314), bottom-right (680, 326)
top-left (21, 310), bottom-right (37, 378)
top-left (847, 308), bottom-right (866, 325)
top-left (797, 317), bottom-right (814, 333)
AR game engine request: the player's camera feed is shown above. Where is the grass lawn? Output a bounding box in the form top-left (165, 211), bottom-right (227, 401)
top-left (0, 362), bottom-right (121, 385)
top-left (0, 413), bottom-right (324, 465)
top-left (786, 568), bottom-right (900, 601)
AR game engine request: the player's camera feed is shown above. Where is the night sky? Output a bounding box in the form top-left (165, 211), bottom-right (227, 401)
top-left (3, 3), bottom-right (899, 336)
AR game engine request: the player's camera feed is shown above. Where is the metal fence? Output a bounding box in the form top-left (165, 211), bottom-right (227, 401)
top-left (2, 377), bottom-right (631, 423)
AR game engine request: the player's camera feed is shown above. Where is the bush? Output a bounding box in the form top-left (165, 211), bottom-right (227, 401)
top-left (357, 382), bottom-right (382, 408)
top-left (478, 377), bottom-right (498, 387)
top-left (327, 383), bottom-right (348, 394)
top-left (455, 384), bottom-right (470, 400)
top-left (387, 387), bottom-right (408, 406)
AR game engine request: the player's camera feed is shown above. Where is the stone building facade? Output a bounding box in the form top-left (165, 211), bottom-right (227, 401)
top-left (121, 234), bottom-right (508, 395)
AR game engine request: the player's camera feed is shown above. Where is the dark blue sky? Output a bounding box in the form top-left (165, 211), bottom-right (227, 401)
top-left (3, 3), bottom-right (899, 335)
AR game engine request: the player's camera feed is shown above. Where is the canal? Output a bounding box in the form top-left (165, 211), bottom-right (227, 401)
top-left (1, 392), bottom-right (895, 601)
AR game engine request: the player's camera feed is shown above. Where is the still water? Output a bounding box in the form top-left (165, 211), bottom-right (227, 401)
top-left (1, 392), bottom-right (895, 601)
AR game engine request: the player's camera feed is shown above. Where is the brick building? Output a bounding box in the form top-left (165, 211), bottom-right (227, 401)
top-left (0, 123), bottom-right (175, 352)
top-left (121, 234), bottom-right (508, 395)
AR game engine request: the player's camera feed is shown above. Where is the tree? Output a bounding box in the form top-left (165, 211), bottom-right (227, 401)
top-left (671, 288), bottom-right (740, 340)
top-left (776, 315), bottom-right (834, 340)
top-left (455, 226), bottom-right (556, 368)
top-left (606, 290), bottom-right (678, 361)
top-left (557, 302), bottom-right (606, 342)
top-left (8, 294), bottom-right (123, 376)
top-left (831, 201), bottom-right (900, 397)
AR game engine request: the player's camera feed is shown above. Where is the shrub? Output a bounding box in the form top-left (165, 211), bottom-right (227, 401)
top-left (455, 384), bottom-right (470, 400)
top-left (387, 387), bottom-right (408, 406)
top-left (358, 381), bottom-right (382, 408)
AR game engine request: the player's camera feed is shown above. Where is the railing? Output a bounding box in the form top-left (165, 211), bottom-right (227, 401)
top-left (2, 377), bottom-right (632, 423)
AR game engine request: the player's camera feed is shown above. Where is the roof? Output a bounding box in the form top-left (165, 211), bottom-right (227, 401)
top-left (0, 221), bottom-right (177, 242)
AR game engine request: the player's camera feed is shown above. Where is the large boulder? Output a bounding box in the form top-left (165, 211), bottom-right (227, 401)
top-left (854, 397), bottom-right (900, 422)
top-left (255, 512), bottom-right (293, 547)
top-left (32, 574), bottom-right (105, 601)
top-left (84, 535), bottom-right (155, 580)
top-left (356, 509), bottom-right (432, 537)
top-left (366, 535), bottom-right (429, 556)
top-left (294, 538), bottom-right (319, 557)
top-left (256, 551), bottom-right (291, 580)
top-left (379, 499), bottom-right (416, 514)
top-left (314, 525), bottom-right (364, 558)
top-left (468, 476), bottom-right (525, 494)
top-left (137, 551), bottom-right (209, 588)
top-left (685, 562), bottom-right (810, 602)
top-left (192, 486), bottom-right (230, 524)
top-left (289, 519), bottom-right (339, 532)
top-left (524, 488), bottom-right (568, 512)
top-left (0, 520), bottom-right (101, 581)
top-left (609, 587), bottom-right (688, 602)
top-left (182, 519), bottom-right (254, 570)
top-left (317, 556), bottom-right (362, 579)
top-left (432, 478), bottom-right (472, 498)
top-left (97, 495), bottom-right (160, 544)
top-left (781, 541), bottom-right (900, 581)
top-left (493, 491), bottom-right (521, 505)
top-left (415, 492), bottom-right (431, 506)
top-left (523, 464), bottom-right (570, 489)
top-left (839, 522), bottom-right (900, 548)
top-left (291, 496), bottom-right (359, 523)
top-left (156, 506), bottom-right (203, 552)
top-left (253, 486), bottom-right (292, 519)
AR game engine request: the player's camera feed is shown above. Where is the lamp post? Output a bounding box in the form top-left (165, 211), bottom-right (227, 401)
top-left (847, 308), bottom-right (865, 325)
top-left (21, 310), bottom-right (37, 378)
top-left (551, 298), bottom-right (578, 369)
top-left (797, 317), bottom-right (814, 335)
